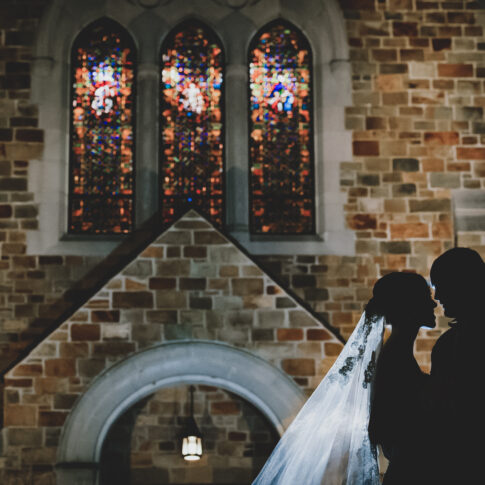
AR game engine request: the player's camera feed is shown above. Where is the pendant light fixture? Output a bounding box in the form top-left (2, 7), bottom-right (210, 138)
top-left (181, 385), bottom-right (203, 461)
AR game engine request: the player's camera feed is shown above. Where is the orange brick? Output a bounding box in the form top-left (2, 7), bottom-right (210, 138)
top-left (325, 342), bottom-right (344, 357)
top-left (424, 132), bottom-right (459, 145)
top-left (307, 328), bottom-right (332, 341)
top-left (432, 222), bottom-right (452, 239)
top-left (457, 147), bottom-right (485, 159)
top-left (281, 358), bottom-right (315, 376)
top-left (277, 328), bottom-right (303, 341)
top-left (390, 223), bottom-right (429, 239)
top-left (12, 364), bottom-right (42, 377)
top-left (140, 246), bottom-right (164, 258)
top-left (422, 158), bottom-right (444, 172)
top-left (353, 141), bottom-right (379, 156)
top-left (438, 64), bottom-right (473, 77)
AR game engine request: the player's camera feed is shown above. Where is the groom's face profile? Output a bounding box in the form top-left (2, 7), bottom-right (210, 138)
top-left (432, 281), bottom-right (457, 318)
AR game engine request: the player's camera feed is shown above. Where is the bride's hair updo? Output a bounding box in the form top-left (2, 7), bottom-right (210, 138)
top-left (365, 272), bottom-right (429, 323)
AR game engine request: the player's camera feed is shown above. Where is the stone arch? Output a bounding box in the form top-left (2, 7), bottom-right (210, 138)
top-left (29, 0), bottom-right (352, 256)
top-left (55, 340), bottom-right (305, 485)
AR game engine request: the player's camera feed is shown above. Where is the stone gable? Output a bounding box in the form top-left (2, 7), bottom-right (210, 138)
top-left (2, 211), bottom-right (342, 480)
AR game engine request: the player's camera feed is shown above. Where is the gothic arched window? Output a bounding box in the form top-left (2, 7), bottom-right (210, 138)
top-left (249, 21), bottom-right (315, 234)
top-left (160, 21), bottom-right (224, 227)
top-left (69, 18), bottom-right (136, 234)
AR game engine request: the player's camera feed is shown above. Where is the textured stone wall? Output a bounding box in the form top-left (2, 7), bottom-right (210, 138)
top-left (1, 212), bottom-right (342, 483)
top-left (101, 384), bottom-right (278, 485)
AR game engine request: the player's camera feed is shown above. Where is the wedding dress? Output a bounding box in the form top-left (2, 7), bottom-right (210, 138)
top-left (252, 313), bottom-right (385, 485)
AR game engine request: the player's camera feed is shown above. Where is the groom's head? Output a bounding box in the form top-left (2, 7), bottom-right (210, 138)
top-left (430, 247), bottom-right (485, 320)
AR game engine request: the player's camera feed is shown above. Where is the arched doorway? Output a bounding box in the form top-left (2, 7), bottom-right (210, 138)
top-left (100, 384), bottom-right (280, 484)
top-left (56, 340), bottom-right (305, 484)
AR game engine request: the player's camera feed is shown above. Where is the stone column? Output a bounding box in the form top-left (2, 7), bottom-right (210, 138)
top-left (225, 63), bottom-right (249, 233)
top-left (135, 62), bottom-right (159, 226)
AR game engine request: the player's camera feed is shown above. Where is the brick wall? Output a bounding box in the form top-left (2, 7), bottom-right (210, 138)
top-left (101, 385), bottom-right (278, 485)
top-left (1, 212), bottom-right (342, 483)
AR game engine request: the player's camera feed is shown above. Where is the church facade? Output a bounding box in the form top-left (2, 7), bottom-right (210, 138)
top-left (1, 0), bottom-right (485, 483)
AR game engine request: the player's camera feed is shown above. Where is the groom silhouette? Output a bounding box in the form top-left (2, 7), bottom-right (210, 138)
top-left (429, 247), bottom-right (485, 484)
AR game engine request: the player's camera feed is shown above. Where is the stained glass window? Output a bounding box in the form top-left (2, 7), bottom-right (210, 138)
top-left (160, 22), bottom-right (224, 227)
top-left (249, 21), bottom-right (315, 234)
top-left (69, 18), bottom-right (135, 234)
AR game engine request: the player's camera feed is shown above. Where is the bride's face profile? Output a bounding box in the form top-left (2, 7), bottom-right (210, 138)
top-left (410, 283), bottom-right (437, 329)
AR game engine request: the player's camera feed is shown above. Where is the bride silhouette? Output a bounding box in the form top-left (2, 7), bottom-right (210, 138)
top-left (253, 272), bottom-right (436, 485)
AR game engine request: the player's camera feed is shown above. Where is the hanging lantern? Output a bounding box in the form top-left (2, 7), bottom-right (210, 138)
top-left (182, 385), bottom-right (203, 461)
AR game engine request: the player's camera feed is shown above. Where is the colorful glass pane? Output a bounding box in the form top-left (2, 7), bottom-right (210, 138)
top-left (249, 22), bottom-right (314, 234)
top-left (161, 23), bottom-right (224, 227)
top-left (69, 19), bottom-right (135, 234)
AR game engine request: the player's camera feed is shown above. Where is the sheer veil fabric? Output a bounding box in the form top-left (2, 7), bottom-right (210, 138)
top-left (252, 313), bottom-right (385, 485)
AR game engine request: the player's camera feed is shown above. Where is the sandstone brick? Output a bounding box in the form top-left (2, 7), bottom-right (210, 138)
top-left (140, 246), bottom-right (164, 258)
top-left (156, 290), bottom-right (187, 308)
top-left (53, 393), bottom-right (78, 410)
top-left (390, 223), bottom-right (429, 239)
top-left (156, 260), bottom-right (190, 275)
top-left (307, 328), bottom-right (332, 341)
top-left (432, 222), bottom-right (453, 239)
top-left (146, 310), bottom-right (177, 323)
top-left (438, 64), bottom-right (473, 77)
top-left (380, 241), bottom-right (411, 254)
top-left (393, 158), bottom-right (419, 171)
top-left (281, 358), bottom-right (315, 376)
top-left (183, 246), bottom-right (207, 258)
top-left (258, 310), bottom-right (285, 327)
top-left (123, 260), bottom-right (153, 278)
top-left (346, 214), bottom-right (377, 230)
top-left (4, 405), bottom-right (36, 426)
top-left (78, 359), bottom-right (106, 378)
top-left (429, 173), bottom-right (460, 188)
top-left (45, 359), bottom-right (76, 377)
top-left (325, 342), bottom-right (344, 356)
top-left (12, 363), bottom-right (42, 377)
top-left (409, 199), bottom-right (451, 212)
top-left (194, 231), bottom-right (227, 245)
top-left (180, 277), bottom-right (206, 290)
top-left (251, 328), bottom-right (274, 341)
top-left (353, 141), bottom-right (379, 156)
top-left (7, 428), bottom-right (42, 446)
top-left (149, 278), bottom-right (176, 290)
top-left (210, 401), bottom-right (240, 415)
top-left (189, 296), bottom-right (212, 309)
top-left (59, 342), bottom-right (89, 358)
top-left (424, 132), bottom-right (459, 145)
top-left (4, 378), bottom-right (32, 388)
top-left (71, 323), bottom-right (100, 341)
top-left (277, 328), bottom-right (303, 341)
top-left (457, 147), bottom-right (485, 159)
top-left (38, 411), bottom-right (68, 426)
top-left (232, 278), bottom-right (263, 296)
top-left (112, 291), bottom-right (153, 308)
top-left (157, 230), bottom-right (192, 245)
top-left (91, 310), bottom-right (120, 322)
top-left (93, 342), bottom-right (136, 356)
top-left (393, 22), bottom-right (418, 37)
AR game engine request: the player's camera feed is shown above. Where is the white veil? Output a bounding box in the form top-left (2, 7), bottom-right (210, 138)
top-left (252, 312), bottom-right (385, 485)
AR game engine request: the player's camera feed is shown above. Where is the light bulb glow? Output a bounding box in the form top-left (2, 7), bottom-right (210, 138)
top-left (182, 435), bottom-right (202, 461)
